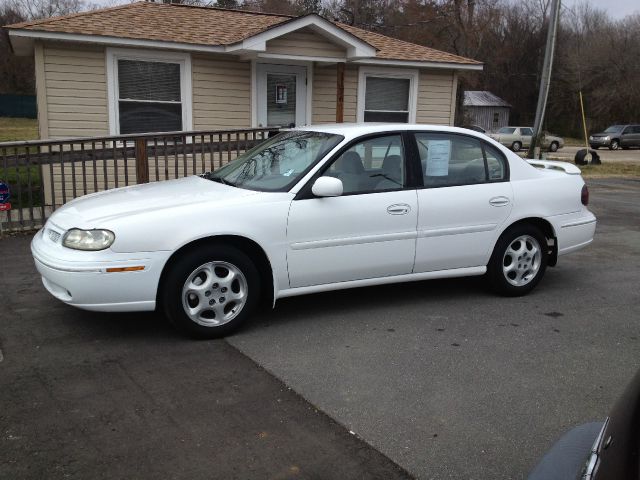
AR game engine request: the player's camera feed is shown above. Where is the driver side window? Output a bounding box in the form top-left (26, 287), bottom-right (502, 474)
top-left (325, 134), bottom-right (406, 194)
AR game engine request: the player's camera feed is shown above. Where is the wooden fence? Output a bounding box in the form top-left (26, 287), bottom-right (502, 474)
top-left (0, 127), bottom-right (277, 231)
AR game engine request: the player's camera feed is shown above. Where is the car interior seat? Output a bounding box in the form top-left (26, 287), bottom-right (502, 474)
top-left (376, 155), bottom-right (403, 190)
top-left (334, 151), bottom-right (366, 193)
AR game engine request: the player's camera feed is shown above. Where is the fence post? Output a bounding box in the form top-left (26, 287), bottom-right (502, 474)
top-left (135, 138), bottom-right (149, 184)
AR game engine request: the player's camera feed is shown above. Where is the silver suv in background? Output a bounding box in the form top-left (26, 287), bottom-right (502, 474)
top-left (589, 124), bottom-right (640, 150)
top-left (488, 127), bottom-right (564, 152)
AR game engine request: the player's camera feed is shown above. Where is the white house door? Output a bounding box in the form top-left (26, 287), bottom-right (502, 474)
top-left (257, 64), bottom-right (307, 128)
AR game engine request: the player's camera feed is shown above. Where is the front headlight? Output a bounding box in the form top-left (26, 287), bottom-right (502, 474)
top-left (63, 229), bottom-right (115, 251)
top-left (589, 136), bottom-right (593, 141)
top-left (604, 136), bottom-right (610, 141)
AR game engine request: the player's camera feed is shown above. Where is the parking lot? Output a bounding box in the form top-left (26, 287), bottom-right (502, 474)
top-left (547, 145), bottom-right (640, 163)
top-left (1, 178), bottom-right (639, 479)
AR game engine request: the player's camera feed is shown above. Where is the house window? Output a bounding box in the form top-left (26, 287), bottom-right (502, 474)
top-left (358, 68), bottom-right (418, 123)
top-left (107, 48), bottom-right (192, 135)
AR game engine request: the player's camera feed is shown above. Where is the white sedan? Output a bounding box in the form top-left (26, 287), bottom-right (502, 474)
top-left (32, 124), bottom-right (596, 338)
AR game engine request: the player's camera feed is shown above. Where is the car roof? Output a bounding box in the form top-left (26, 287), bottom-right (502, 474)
top-left (292, 123), bottom-right (489, 140)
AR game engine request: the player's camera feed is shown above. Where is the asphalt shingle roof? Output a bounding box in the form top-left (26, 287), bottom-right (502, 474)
top-left (6, 2), bottom-right (481, 66)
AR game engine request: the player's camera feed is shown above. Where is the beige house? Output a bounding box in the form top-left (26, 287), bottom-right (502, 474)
top-left (6, 2), bottom-right (482, 140)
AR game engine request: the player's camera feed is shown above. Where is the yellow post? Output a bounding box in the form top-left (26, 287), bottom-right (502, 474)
top-left (579, 91), bottom-right (589, 150)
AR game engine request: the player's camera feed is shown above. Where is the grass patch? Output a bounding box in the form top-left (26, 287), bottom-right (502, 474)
top-left (580, 162), bottom-right (640, 178)
top-left (563, 137), bottom-right (590, 147)
top-left (0, 165), bottom-right (42, 208)
top-left (0, 117), bottom-right (38, 143)
top-left (0, 118), bottom-right (43, 208)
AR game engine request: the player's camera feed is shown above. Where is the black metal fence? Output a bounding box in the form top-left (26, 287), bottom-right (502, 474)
top-left (0, 127), bottom-right (276, 231)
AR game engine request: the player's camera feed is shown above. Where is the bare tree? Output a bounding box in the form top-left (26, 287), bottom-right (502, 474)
top-left (6, 0), bottom-right (85, 20)
top-left (0, 4), bottom-right (35, 94)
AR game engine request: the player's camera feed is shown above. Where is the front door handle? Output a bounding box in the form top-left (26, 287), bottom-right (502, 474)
top-left (489, 196), bottom-right (510, 207)
top-left (387, 203), bottom-right (411, 215)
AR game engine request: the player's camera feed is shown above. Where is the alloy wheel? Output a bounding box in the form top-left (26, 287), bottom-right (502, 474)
top-left (181, 261), bottom-right (248, 326)
top-left (502, 235), bottom-right (542, 287)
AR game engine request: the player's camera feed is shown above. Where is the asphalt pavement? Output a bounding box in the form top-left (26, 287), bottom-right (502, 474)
top-left (1, 178), bottom-right (639, 480)
top-left (227, 178), bottom-right (640, 479)
top-left (546, 145), bottom-right (640, 163)
top-left (0, 236), bottom-right (410, 480)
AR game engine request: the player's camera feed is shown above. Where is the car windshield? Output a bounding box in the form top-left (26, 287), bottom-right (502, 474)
top-left (498, 127), bottom-right (516, 134)
top-left (604, 125), bottom-right (623, 133)
top-left (204, 131), bottom-right (343, 192)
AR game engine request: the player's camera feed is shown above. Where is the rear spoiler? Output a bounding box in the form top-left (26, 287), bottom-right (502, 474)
top-left (527, 159), bottom-right (582, 175)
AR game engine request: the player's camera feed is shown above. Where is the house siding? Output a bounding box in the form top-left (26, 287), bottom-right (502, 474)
top-left (42, 42), bottom-right (109, 139)
top-left (312, 64), bottom-right (357, 124)
top-left (192, 54), bottom-right (251, 130)
top-left (416, 70), bottom-right (456, 125)
top-left (266, 28), bottom-right (346, 59)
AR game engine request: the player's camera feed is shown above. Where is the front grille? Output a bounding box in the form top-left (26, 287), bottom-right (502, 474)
top-left (48, 229), bottom-right (61, 243)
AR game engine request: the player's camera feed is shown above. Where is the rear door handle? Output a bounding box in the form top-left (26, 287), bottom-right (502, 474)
top-left (387, 203), bottom-right (411, 215)
top-left (489, 196), bottom-right (510, 207)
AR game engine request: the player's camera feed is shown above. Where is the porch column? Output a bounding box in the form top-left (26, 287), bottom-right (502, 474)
top-left (336, 62), bottom-right (345, 123)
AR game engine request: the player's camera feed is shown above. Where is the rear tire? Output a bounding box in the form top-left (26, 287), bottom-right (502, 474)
top-left (162, 244), bottom-right (261, 339)
top-left (512, 141), bottom-right (522, 152)
top-left (487, 225), bottom-right (548, 296)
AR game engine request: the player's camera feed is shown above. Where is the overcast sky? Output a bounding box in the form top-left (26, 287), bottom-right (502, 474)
top-left (561, 0), bottom-right (639, 19)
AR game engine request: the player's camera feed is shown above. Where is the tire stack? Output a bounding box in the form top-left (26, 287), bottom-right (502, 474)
top-left (575, 149), bottom-right (601, 166)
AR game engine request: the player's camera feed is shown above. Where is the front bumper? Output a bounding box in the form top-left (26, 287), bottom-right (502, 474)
top-left (31, 227), bottom-right (171, 312)
top-left (589, 137), bottom-right (610, 146)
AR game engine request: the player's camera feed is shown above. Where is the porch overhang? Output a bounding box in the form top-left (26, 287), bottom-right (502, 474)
top-left (225, 14), bottom-right (376, 60)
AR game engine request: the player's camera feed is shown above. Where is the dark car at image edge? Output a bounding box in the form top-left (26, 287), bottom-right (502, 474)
top-left (528, 369), bottom-right (640, 479)
top-left (589, 124), bottom-right (640, 150)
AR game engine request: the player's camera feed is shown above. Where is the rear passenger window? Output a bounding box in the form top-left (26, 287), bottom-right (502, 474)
top-left (415, 133), bottom-right (506, 187)
top-left (484, 143), bottom-right (507, 181)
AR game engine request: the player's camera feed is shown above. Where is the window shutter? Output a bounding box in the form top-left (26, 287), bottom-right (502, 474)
top-left (365, 77), bottom-right (410, 112)
top-left (118, 60), bottom-right (181, 102)
top-left (116, 59), bottom-right (183, 134)
top-left (363, 76), bottom-right (411, 123)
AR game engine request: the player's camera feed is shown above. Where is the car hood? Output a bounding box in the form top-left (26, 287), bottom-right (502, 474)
top-left (591, 131), bottom-right (618, 137)
top-left (49, 176), bottom-right (260, 229)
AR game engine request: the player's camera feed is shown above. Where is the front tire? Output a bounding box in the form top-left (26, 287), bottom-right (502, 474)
top-left (487, 225), bottom-right (548, 296)
top-left (512, 141), bottom-right (522, 152)
top-left (609, 139), bottom-right (620, 150)
top-left (549, 141), bottom-right (559, 152)
top-left (162, 244), bottom-right (261, 339)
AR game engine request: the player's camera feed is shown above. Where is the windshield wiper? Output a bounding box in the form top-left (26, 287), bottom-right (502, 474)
top-left (370, 173), bottom-right (402, 186)
top-left (203, 172), bottom-right (235, 187)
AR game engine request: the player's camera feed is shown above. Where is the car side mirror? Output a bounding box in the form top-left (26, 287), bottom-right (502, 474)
top-left (312, 176), bottom-right (343, 197)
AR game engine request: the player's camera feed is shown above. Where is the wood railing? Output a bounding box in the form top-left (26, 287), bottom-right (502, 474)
top-left (0, 127), bottom-right (277, 231)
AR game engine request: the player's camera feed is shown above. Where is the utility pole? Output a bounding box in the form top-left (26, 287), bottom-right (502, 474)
top-left (527, 0), bottom-right (561, 159)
